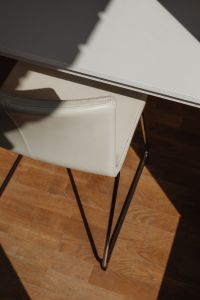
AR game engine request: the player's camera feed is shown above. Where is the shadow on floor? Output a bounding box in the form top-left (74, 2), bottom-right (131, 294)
top-left (0, 245), bottom-right (31, 299)
top-left (133, 6), bottom-right (200, 295)
top-left (133, 96), bottom-right (200, 300)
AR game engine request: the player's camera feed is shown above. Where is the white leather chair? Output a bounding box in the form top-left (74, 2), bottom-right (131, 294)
top-left (0, 62), bottom-right (148, 269)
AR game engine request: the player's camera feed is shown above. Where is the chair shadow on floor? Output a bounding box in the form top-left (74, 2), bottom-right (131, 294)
top-left (133, 96), bottom-right (200, 300)
top-left (0, 244), bottom-right (31, 300)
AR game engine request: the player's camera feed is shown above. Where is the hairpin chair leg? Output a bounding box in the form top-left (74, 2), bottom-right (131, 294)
top-left (0, 154), bottom-right (23, 197)
top-left (67, 115), bottom-right (149, 270)
top-left (141, 113), bottom-right (149, 153)
top-left (102, 147), bottom-right (148, 269)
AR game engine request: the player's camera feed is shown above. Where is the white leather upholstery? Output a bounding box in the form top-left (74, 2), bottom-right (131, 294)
top-left (0, 62), bottom-right (146, 176)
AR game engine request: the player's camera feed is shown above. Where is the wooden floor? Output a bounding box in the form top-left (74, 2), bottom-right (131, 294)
top-left (0, 57), bottom-right (200, 300)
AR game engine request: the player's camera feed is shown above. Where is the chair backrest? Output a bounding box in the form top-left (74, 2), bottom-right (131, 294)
top-left (0, 91), bottom-right (117, 176)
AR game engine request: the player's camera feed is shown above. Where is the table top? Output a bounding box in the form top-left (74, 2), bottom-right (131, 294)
top-left (0, 0), bottom-right (200, 107)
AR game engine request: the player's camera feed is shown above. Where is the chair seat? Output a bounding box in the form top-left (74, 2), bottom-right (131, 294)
top-left (2, 62), bottom-right (146, 175)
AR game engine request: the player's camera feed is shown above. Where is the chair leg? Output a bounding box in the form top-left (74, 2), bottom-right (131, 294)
top-left (0, 154), bottom-right (23, 197)
top-left (67, 115), bottom-right (149, 270)
top-left (102, 147), bottom-right (148, 270)
top-left (67, 168), bottom-right (101, 263)
top-left (102, 115), bottom-right (149, 269)
top-left (141, 113), bottom-right (149, 153)
top-left (102, 172), bottom-right (120, 269)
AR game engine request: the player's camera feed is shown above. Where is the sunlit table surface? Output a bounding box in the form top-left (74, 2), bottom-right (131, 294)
top-left (0, 0), bottom-right (200, 107)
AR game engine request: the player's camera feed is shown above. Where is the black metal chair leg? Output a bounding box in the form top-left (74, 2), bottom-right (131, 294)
top-left (141, 113), bottom-right (149, 155)
top-left (67, 148), bottom-right (148, 270)
top-left (67, 168), bottom-right (101, 263)
top-left (67, 115), bottom-right (149, 270)
top-left (103, 148), bottom-right (148, 269)
top-left (0, 154), bottom-right (23, 197)
top-left (101, 115), bottom-right (149, 269)
top-left (102, 172), bottom-right (120, 269)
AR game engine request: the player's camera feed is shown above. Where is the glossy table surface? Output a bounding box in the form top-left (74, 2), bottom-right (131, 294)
top-left (0, 0), bottom-right (200, 107)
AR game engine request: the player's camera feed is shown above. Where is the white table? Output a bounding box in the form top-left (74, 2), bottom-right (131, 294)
top-left (0, 0), bottom-right (200, 107)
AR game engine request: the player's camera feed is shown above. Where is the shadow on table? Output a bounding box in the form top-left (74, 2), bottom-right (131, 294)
top-left (0, 0), bottom-right (111, 67)
top-left (0, 244), bottom-right (31, 299)
top-left (134, 96), bottom-right (200, 300)
top-left (158, 0), bottom-right (200, 42)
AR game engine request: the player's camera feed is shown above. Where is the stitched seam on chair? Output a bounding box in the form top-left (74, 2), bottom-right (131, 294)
top-left (0, 91), bottom-right (113, 109)
top-left (3, 108), bottom-right (32, 157)
top-left (2, 101), bottom-right (114, 115)
top-left (5, 99), bottom-right (111, 109)
top-left (11, 102), bottom-right (112, 110)
top-left (116, 104), bottom-right (145, 169)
